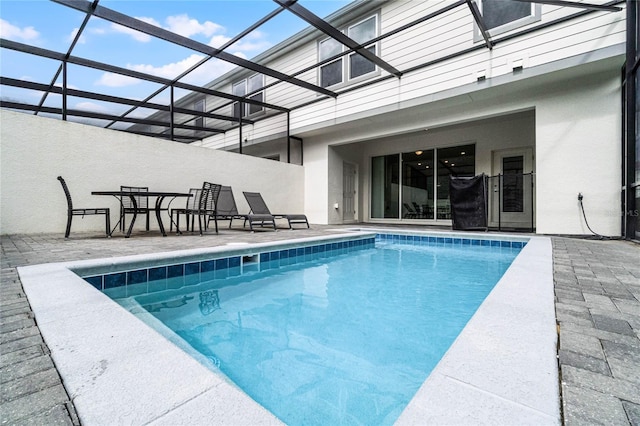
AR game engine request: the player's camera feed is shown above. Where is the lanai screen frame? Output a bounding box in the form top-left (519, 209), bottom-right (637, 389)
top-left (0, 0), bottom-right (635, 237)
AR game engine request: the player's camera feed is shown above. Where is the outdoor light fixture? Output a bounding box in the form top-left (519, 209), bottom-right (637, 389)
top-left (512, 58), bottom-right (524, 72)
top-left (415, 150), bottom-right (423, 155)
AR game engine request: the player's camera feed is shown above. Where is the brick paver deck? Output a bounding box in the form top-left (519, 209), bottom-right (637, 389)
top-left (1, 228), bottom-right (638, 424)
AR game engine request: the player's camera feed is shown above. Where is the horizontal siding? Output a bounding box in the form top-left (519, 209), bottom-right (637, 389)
top-left (198, 1), bottom-right (626, 146)
top-left (382, 5), bottom-right (473, 70)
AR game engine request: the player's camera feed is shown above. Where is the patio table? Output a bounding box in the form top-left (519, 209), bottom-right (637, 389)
top-left (92, 191), bottom-right (192, 238)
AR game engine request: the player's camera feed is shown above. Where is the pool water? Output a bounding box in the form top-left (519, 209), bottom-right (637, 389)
top-left (125, 240), bottom-right (521, 425)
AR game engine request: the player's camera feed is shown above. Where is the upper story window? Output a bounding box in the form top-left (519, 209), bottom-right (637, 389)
top-left (319, 14), bottom-right (379, 89)
top-left (232, 73), bottom-right (264, 118)
top-left (476, 0), bottom-right (541, 39)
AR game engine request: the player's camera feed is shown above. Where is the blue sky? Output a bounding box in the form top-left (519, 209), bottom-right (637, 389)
top-left (0, 0), bottom-right (350, 117)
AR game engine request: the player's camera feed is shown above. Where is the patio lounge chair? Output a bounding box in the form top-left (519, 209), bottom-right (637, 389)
top-left (243, 192), bottom-right (309, 229)
top-left (217, 186), bottom-right (276, 231)
top-left (403, 203), bottom-right (417, 218)
top-left (57, 176), bottom-right (111, 238)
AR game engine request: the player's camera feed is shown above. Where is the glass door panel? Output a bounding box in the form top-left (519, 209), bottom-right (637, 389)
top-left (490, 148), bottom-right (534, 228)
top-left (402, 150), bottom-right (434, 219)
top-left (502, 156), bottom-right (524, 212)
top-left (436, 144), bottom-right (476, 219)
top-left (371, 154), bottom-right (400, 218)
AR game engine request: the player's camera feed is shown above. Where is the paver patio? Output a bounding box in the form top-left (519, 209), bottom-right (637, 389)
top-left (1, 227), bottom-right (638, 425)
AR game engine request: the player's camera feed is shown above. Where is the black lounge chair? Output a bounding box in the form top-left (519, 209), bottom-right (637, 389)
top-left (403, 202), bottom-right (417, 218)
top-left (217, 186), bottom-right (275, 231)
top-left (57, 176), bottom-right (111, 238)
top-left (243, 192), bottom-right (309, 229)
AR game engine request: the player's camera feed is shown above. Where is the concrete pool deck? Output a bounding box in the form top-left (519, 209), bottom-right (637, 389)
top-left (1, 225), bottom-right (639, 425)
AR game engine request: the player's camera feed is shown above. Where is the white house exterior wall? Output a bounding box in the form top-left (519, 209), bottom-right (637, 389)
top-left (300, 58), bottom-right (620, 235)
top-left (536, 69), bottom-right (621, 236)
top-left (199, 2), bottom-right (624, 149)
top-left (192, 1), bottom-right (625, 235)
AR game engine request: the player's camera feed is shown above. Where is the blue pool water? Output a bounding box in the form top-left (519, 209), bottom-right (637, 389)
top-left (97, 236), bottom-right (523, 425)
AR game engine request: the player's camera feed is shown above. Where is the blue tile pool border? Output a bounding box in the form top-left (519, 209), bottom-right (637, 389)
top-left (374, 233), bottom-right (527, 249)
top-left (80, 233), bottom-right (527, 298)
top-left (82, 236), bottom-right (376, 297)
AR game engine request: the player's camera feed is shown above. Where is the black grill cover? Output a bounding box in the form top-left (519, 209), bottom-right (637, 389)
top-left (449, 174), bottom-right (488, 230)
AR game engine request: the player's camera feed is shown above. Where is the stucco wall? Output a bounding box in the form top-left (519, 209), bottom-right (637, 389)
top-left (0, 110), bottom-right (305, 235)
top-left (302, 60), bottom-right (621, 236)
top-left (536, 72), bottom-right (621, 236)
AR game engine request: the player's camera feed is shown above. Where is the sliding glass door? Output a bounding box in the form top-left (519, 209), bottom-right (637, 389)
top-left (371, 144), bottom-right (475, 221)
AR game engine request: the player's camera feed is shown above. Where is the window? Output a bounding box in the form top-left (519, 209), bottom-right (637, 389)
top-left (476, 0), bottom-right (540, 38)
top-left (319, 14), bottom-right (378, 88)
top-left (232, 74), bottom-right (264, 118)
top-left (348, 16), bottom-right (376, 80)
top-left (319, 38), bottom-right (343, 88)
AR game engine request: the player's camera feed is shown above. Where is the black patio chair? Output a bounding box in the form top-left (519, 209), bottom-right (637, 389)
top-left (57, 176), bottom-right (111, 238)
top-left (216, 186), bottom-right (276, 231)
top-left (120, 185), bottom-right (151, 232)
top-left (243, 191), bottom-right (309, 229)
top-left (197, 182), bottom-right (222, 235)
top-left (170, 187), bottom-right (201, 233)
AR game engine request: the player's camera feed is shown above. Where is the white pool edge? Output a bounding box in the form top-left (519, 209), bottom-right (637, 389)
top-left (18, 230), bottom-right (559, 425)
top-left (396, 235), bottom-right (560, 425)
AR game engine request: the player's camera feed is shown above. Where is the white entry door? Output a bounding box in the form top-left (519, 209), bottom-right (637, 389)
top-left (490, 148), bottom-right (534, 229)
top-left (342, 162), bottom-right (357, 223)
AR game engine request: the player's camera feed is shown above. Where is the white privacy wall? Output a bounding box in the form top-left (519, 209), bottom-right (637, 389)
top-left (0, 110), bottom-right (305, 235)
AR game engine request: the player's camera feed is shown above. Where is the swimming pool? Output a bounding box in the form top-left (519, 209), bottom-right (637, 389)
top-left (95, 234), bottom-right (522, 425)
top-left (18, 229), bottom-right (560, 425)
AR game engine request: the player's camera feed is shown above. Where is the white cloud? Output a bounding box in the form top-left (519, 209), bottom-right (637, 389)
top-left (0, 19), bottom-right (39, 41)
top-left (110, 17), bottom-right (160, 43)
top-left (128, 54), bottom-right (205, 80)
top-left (96, 72), bottom-right (140, 87)
top-left (228, 30), bottom-right (272, 53)
top-left (181, 58), bottom-right (237, 85)
top-left (209, 34), bottom-right (231, 49)
top-left (68, 28), bottom-right (86, 44)
top-left (74, 101), bottom-right (110, 113)
top-left (126, 54), bottom-right (237, 86)
top-left (165, 14), bottom-right (223, 38)
top-left (107, 14), bottom-right (224, 43)
top-left (209, 30), bottom-right (271, 56)
top-left (94, 53), bottom-right (239, 88)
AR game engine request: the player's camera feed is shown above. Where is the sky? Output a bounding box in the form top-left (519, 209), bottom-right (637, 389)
top-left (0, 0), bottom-right (351, 119)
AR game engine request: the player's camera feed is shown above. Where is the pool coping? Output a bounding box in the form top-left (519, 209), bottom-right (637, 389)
top-left (17, 229), bottom-right (559, 425)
